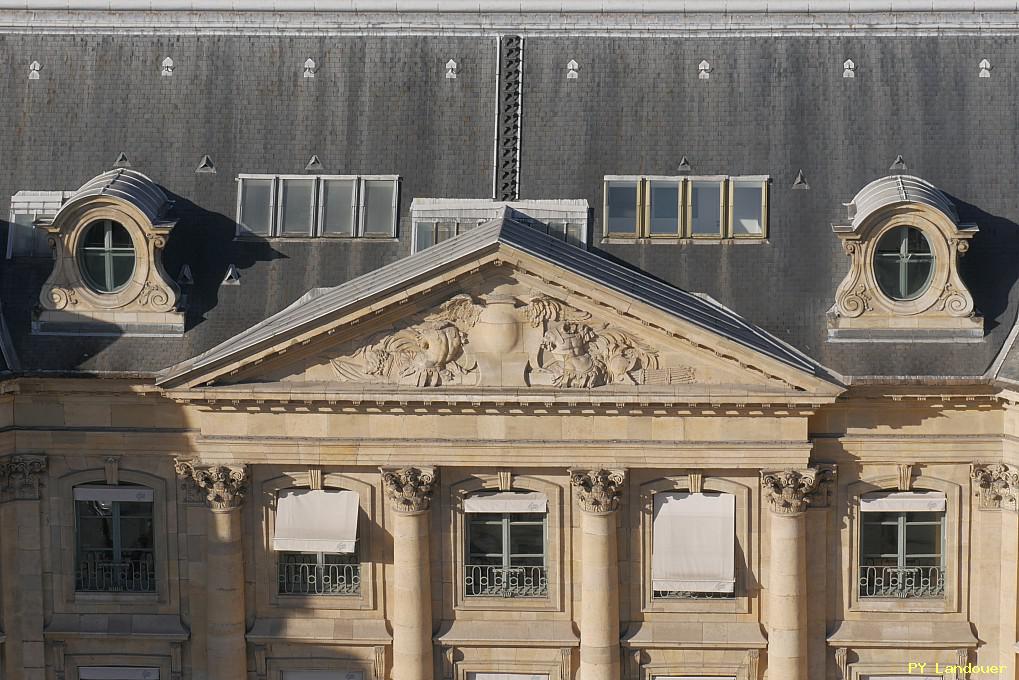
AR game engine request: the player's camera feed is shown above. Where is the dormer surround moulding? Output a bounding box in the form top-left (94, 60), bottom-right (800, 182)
top-left (828, 175), bottom-right (981, 342)
top-left (35, 168), bottom-right (184, 337)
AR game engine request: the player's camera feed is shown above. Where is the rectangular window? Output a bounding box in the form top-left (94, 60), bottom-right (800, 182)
top-left (689, 180), bottom-right (723, 236)
top-left (283, 673), bottom-right (363, 680)
top-left (465, 505), bottom-right (548, 598)
top-left (605, 180), bottom-right (640, 235)
top-left (648, 180), bottom-right (681, 235)
top-left (730, 178), bottom-right (767, 237)
top-left (237, 175), bottom-right (397, 238)
top-left (859, 492), bottom-right (946, 599)
top-left (7, 190), bottom-right (71, 258)
top-left (74, 484), bottom-right (155, 593)
top-left (77, 668), bottom-right (160, 680)
top-left (651, 492), bottom-right (735, 599)
top-left (413, 219), bottom-right (481, 252)
top-left (274, 489), bottom-right (361, 596)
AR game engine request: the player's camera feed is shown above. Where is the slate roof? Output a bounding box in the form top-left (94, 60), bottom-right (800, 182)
top-left (1, 28), bottom-right (1019, 380)
top-left (159, 214), bottom-right (839, 386)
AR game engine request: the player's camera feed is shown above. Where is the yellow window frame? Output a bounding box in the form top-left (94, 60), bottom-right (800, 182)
top-left (727, 176), bottom-right (769, 239)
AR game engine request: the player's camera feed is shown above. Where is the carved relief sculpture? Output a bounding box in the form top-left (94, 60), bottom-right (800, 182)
top-left (971, 463), bottom-right (1019, 512)
top-left (0, 454), bottom-right (48, 501)
top-left (174, 459), bottom-right (249, 511)
top-left (381, 466), bottom-right (436, 513)
top-left (761, 467), bottom-right (835, 515)
top-left (332, 295), bottom-right (482, 386)
top-left (570, 468), bottom-right (626, 513)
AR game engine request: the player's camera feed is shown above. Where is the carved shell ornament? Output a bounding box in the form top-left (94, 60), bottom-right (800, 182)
top-left (331, 294), bottom-right (482, 387)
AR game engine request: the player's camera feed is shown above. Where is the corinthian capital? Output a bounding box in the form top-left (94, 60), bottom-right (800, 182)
top-left (0, 454), bottom-right (47, 501)
top-left (174, 459), bottom-right (248, 511)
top-left (971, 463), bottom-right (1019, 512)
top-left (761, 466), bottom-right (835, 515)
top-left (570, 468), bottom-right (626, 513)
top-left (381, 467), bottom-right (436, 514)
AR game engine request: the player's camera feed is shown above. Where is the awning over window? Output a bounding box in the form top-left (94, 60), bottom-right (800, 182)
top-left (73, 485), bottom-right (153, 503)
top-left (77, 668), bottom-right (159, 680)
top-left (860, 491), bottom-right (946, 512)
top-left (282, 673), bottom-right (363, 680)
top-left (652, 491), bottom-right (735, 593)
top-left (273, 489), bottom-right (359, 553)
top-left (463, 491), bottom-right (548, 514)
top-left (468, 674), bottom-right (549, 680)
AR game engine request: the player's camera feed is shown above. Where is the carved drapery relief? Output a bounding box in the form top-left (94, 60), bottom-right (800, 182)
top-left (381, 467), bottom-right (436, 514)
top-left (329, 291), bottom-right (694, 389)
top-left (971, 463), bottom-right (1019, 512)
top-left (761, 466), bottom-right (835, 515)
top-left (0, 454), bottom-right (48, 501)
top-left (332, 295), bottom-right (482, 387)
top-left (570, 468), bottom-right (625, 513)
top-left (174, 459), bottom-right (248, 511)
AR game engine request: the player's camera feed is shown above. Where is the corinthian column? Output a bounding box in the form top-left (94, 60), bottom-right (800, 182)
top-left (570, 468), bottom-right (625, 680)
top-left (382, 467), bottom-right (437, 680)
top-left (760, 467), bottom-right (833, 680)
top-left (176, 460), bottom-right (249, 680)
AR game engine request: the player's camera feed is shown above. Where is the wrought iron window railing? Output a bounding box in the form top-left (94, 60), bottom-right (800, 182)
top-left (76, 550), bottom-right (156, 592)
top-left (278, 554), bottom-right (361, 596)
top-left (464, 564), bottom-right (548, 598)
top-left (859, 565), bottom-right (945, 598)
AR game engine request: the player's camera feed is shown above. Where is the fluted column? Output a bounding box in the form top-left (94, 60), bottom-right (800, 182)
top-left (570, 468), bottom-right (625, 680)
top-left (760, 468), bottom-right (832, 680)
top-left (176, 460), bottom-right (249, 680)
top-left (382, 467), bottom-right (436, 680)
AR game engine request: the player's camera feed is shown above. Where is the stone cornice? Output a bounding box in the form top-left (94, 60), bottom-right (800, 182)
top-left (381, 466), bottom-right (436, 514)
top-left (971, 463), bottom-right (1019, 512)
top-left (0, 454), bottom-right (47, 502)
top-left (569, 468), bottom-right (626, 514)
top-left (174, 458), bottom-right (248, 511)
top-left (761, 466), bottom-right (836, 515)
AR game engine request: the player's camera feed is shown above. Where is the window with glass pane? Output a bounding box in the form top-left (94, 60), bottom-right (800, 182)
top-left (465, 512), bottom-right (547, 598)
top-left (859, 511), bottom-right (945, 598)
top-left (240, 178), bottom-right (273, 235)
top-left (78, 220), bottom-right (136, 293)
top-left (874, 226), bottom-right (935, 301)
top-left (279, 179), bottom-right (316, 236)
top-left (321, 179), bottom-right (355, 236)
top-left (606, 181), bottom-right (639, 234)
top-left (75, 485), bottom-right (155, 592)
top-left (731, 180), bottom-right (764, 236)
top-left (690, 181), bottom-right (722, 236)
top-left (8, 212), bottom-right (52, 257)
top-left (278, 551), bottom-right (360, 596)
top-left (362, 180), bottom-right (396, 236)
top-left (649, 181), bottom-right (681, 235)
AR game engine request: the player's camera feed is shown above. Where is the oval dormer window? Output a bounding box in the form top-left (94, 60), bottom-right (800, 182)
top-left (79, 219), bottom-right (136, 293)
top-left (873, 225), bottom-right (934, 301)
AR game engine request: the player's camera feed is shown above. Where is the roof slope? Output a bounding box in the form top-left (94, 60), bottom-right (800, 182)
top-left (159, 215), bottom-right (840, 386)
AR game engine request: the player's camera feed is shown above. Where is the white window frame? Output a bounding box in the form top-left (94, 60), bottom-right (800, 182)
top-left (235, 174), bottom-right (398, 239)
top-left (7, 190), bottom-right (71, 258)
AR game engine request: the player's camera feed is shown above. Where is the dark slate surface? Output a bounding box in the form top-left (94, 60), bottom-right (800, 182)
top-left (1, 32), bottom-right (1018, 378)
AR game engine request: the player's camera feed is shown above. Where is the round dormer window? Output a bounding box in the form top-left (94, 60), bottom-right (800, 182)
top-left (79, 219), bottom-right (136, 293)
top-left (874, 226), bottom-right (934, 301)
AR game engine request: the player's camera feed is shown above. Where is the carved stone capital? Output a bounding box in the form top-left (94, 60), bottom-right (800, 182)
top-left (570, 468), bottom-right (625, 513)
top-left (971, 463), bottom-right (1019, 512)
top-left (381, 467), bottom-right (436, 514)
top-left (761, 466), bottom-right (835, 516)
top-left (0, 454), bottom-right (48, 501)
top-left (174, 459), bottom-right (248, 511)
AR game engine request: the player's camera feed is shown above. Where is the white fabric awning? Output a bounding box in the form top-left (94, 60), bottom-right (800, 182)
top-left (468, 674), bottom-right (549, 680)
top-left (282, 673), bottom-right (363, 680)
top-left (655, 677), bottom-right (736, 680)
top-left (78, 668), bottom-right (159, 680)
top-left (860, 491), bottom-right (946, 512)
top-left (273, 489), bottom-right (359, 553)
top-left (652, 491), bottom-right (735, 593)
top-left (73, 485), bottom-right (153, 503)
top-left (463, 491), bottom-right (548, 514)
top-left (862, 676), bottom-right (941, 680)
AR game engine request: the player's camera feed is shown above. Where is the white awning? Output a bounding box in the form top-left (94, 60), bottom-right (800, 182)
top-left (862, 676), bottom-right (941, 680)
top-left (282, 673), bottom-right (363, 680)
top-left (273, 489), bottom-right (359, 553)
top-left (860, 491), bottom-right (946, 513)
top-left (73, 485), bottom-right (153, 503)
top-left (463, 491), bottom-right (548, 514)
top-left (652, 491), bottom-right (735, 593)
top-left (655, 677), bottom-right (736, 680)
top-left (468, 674), bottom-right (549, 680)
top-left (78, 669), bottom-right (159, 680)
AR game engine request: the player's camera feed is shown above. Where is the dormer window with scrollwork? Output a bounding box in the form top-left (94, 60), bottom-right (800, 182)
top-left (827, 175), bottom-right (981, 341)
top-left (34, 168), bottom-right (184, 336)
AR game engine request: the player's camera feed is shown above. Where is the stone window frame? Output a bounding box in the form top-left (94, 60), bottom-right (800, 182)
top-left (640, 661), bottom-right (749, 680)
top-left (258, 471), bottom-right (378, 612)
top-left (847, 661), bottom-right (954, 680)
top-left (68, 654), bottom-right (171, 680)
top-left (453, 659), bottom-right (563, 680)
top-left (55, 468), bottom-right (173, 608)
top-left (634, 475), bottom-right (753, 614)
top-left (266, 656), bottom-right (375, 680)
top-left (845, 474), bottom-right (963, 614)
top-left (601, 174), bottom-right (769, 242)
top-left (448, 474), bottom-right (565, 613)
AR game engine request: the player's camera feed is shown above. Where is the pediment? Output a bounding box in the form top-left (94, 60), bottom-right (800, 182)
top-left (159, 218), bottom-right (842, 403)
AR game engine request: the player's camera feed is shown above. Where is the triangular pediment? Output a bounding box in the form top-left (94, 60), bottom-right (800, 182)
top-left (158, 217), bottom-right (843, 402)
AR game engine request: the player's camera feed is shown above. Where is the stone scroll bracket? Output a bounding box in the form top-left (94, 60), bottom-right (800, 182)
top-left (174, 459), bottom-right (249, 511)
top-left (569, 468), bottom-right (626, 513)
top-left (760, 465), bottom-right (837, 515)
top-left (0, 454), bottom-right (48, 502)
top-left (381, 466), bottom-right (437, 514)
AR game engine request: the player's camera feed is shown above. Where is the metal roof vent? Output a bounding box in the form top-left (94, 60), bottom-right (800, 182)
top-left (305, 155), bottom-right (323, 172)
top-left (979, 58), bottom-right (991, 78)
top-left (303, 58), bottom-right (316, 78)
top-left (889, 155), bottom-right (908, 171)
top-left (792, 170), bottom-right (809, 190)
top-left (677, 157), bottom-right (692, 174)
top-left (843, 59), bottom-right (856, 78)
top-left (195, 155), bottom-right (216, 174)
top-left (698, 60), bottom-right (711, 80)
top-left (161, 57), bottom-right (174, 77)
top-left (567, 59), bottom-right (579, 80)
top-left (445, 59), bottom-right (458, 79)
top-left (28, 61), bottom-right (41, 80)
top-left (113, 152), bottom-right (131, 168)
top-left (221, 265), bottom-right (241, 286)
